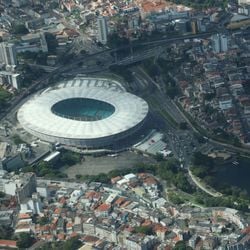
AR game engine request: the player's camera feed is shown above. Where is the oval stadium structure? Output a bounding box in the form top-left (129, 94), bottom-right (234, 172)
top-left (17, 77), bottom-right (149, 148)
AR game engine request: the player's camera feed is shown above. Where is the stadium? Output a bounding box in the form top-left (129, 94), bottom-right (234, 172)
top-left (17, 77), bottom-right (149, 148)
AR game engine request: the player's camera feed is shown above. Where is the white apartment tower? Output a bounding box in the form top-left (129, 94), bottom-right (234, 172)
top-left (238, 0), bottom-right (250, 5)
top-left (220, 35), bottom-right (228, 52)
top-left (0, 43), bottom-right (17, 67)
top-left (97, 16), bottom-right (108, 45)
top-left (212, 34), bottom-right (220, 53)
top-left (212, 34), bottom-right (228, 53)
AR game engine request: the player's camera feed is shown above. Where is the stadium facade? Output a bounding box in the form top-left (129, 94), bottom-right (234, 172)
top-left (17, 77), bottom-right (148, 148)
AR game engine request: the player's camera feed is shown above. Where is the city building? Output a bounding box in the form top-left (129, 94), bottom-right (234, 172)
top-left (97, 16), bottom-right (108, 44)
top-left (220, 35), bottom-right (228, 52)
top-left (212, 34), bottom-right (220, 53)
top-left (0, 43), bottom-right (17, 67)
top-left (211, 34), bottom-right (228, 53)
top-left (0, 71), bottom-right (21, 89)
top-left (17, 32), bottom-right (48, 53)
top-left (0, 172), bottom-right (36, 203)
top-left (238, 0), bottom-right (250, 6)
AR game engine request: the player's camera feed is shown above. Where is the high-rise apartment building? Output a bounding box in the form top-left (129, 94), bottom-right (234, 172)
top-left (220, 35), bottom-right (228, 52)
top-left (97, 16), bottom-right (108, 45)
top-left (212, 34), bottom-right (221, 53)
top-left (212, 34), bottom-right (228, 53)
top-left (0, 43), bottom-right (17, 66)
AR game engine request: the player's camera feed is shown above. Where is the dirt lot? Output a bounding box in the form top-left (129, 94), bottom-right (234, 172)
top-left (63, 151), bottom-right (156, 178)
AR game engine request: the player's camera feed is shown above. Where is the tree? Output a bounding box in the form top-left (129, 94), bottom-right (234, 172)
top-left (60, 151), bottom-right (81, 166)
top-left (174, 241), bottom-right (193, 250)
top-left (17, 233), bottom-right (34, 249)
top-left (63, 236), bottom-right (82, 250)
top-left (11, 23), bottom-right (29, 35)
top-left (0, 225), bottom-right (13, 240)
top-left (154, 152), bottom-right (165, 162)
top-left (166, 84), bottom-right (179, 99)
top-left (0, 88), bottom-right (11, 110)
top-left (109, 65), bottom-right (134, 82)
top-left (39, 216), bottom-right (50, 225)
top-left (45, 33), bottom-right (58, 53)
top-left (134, 226), bottom-right (154, 235)
top-left (12, 134), bottom-right (25, 145)
top-left (179, 122), bottom-right (188, 130)
top-left (191, 152), bottom-right (214, 167)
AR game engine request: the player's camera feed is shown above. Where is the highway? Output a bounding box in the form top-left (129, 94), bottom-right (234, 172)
top-left (3, 28), bottom-right (250, 159)
top-left (0, 31), bottom-right (217, 121)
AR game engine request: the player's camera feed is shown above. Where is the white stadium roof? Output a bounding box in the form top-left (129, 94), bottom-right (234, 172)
top-left (18, 78), bottom-right (148, 147)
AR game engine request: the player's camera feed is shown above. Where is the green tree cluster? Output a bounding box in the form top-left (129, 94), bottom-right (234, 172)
top-left (45, 33), bottom-right (58, 53)
top-left (12, 134), bottom-right (25, 145)
top-left (173, 240), bottom-right (193, 250)
top-left (39, 216), bottom-right (50, 226)
top-left (38, 236), bottom-right (82, 250)
top-left (19, 51), bottom-right (48, 65)
top-left (77, 158), bottom-right (193, 193)
top-left (194, 191), bottom-right (249, 212)
top-left (142, 59), bottom-right (159, 78)
top-left (170, 0), bottom-right (227, 9)
top-left (11, 23), bottom-right (29, 35)
top-left (158, 158), bottom-right (194, 193)
top-left (0, 87), bottom-right (11, 110)
top-left (23, 161), bottom-right (67, 179)
top-left (109, 65), bottom-right (134, 83)
top-left (0, 225), bottom-right (14, 240)
top-left (16, 233), bottom-right (35, 249)
top-left (134, 226), bottom-right (154, 235)
top-left (60, 151), bottom-right (81, 166)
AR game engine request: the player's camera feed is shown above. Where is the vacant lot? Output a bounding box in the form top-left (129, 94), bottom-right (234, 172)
top-left (63, 151), bottom-right (156, 178)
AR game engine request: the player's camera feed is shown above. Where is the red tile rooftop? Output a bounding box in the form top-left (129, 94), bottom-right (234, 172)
top-left (111, 176), bottom-right (122, 184)
top-left (18, 213), bottom-right (31, 219)
top-left (141, 219), bottom-right (152, 227)
top-left (0, 240), bottom-right (17, 248)
top-left (242, 226), bottom-right (250, 234)
top-left (95, 203), bottom-right (111, 212)
top-left (59, 197), bottom-right (67, 204)
top-left (83, 235), bottom-right (99, 243)
top-left (137, 173), bottom-right (149, 178)
top-left (124, 226), bottom-right (134, 232)
top-left (143, 177), bottom-right (158, 185)
top-left (120, 200), bottom-right (131, 208)
top-left (85, 191), bottom-right (101, 200)
top-left (114, 197), bottom-right (126, 206)
top-left (52, 218), bottom-right (58, 224)
top-left (70, 232), bottom-right (78, 238)
top-left (54, 208), bottom-right (62, 214)
top-left (140, 0), bottom-right (167, 13)
top-left (40, 225), bottom-right (50, 231)
top-left (173, 235), bottom-right (181, 242)
top-left (154, 224), bottom-right (168, 233)
top-left (66, 223), bottom-right (73, 228)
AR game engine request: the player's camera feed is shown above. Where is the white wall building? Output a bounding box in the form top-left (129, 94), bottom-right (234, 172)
top-left (20, 195), bottom-right (43, 215)
top-left (220, 35), bottom-right (228, 52)
top-left (0, 43), bottom-right (17, 67)
top-left (212, 34), bottom-right (228, 53)
top-left (238, 0), bottom-right (250, 5)
top-left (0, 71), bottom-right (21, 89)
top-left (212, 34), bottom-right (220, 53)
top-left (0, 172), bottom-right (36, 202)
top-left (97, 16), bottom-right (108, 44)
